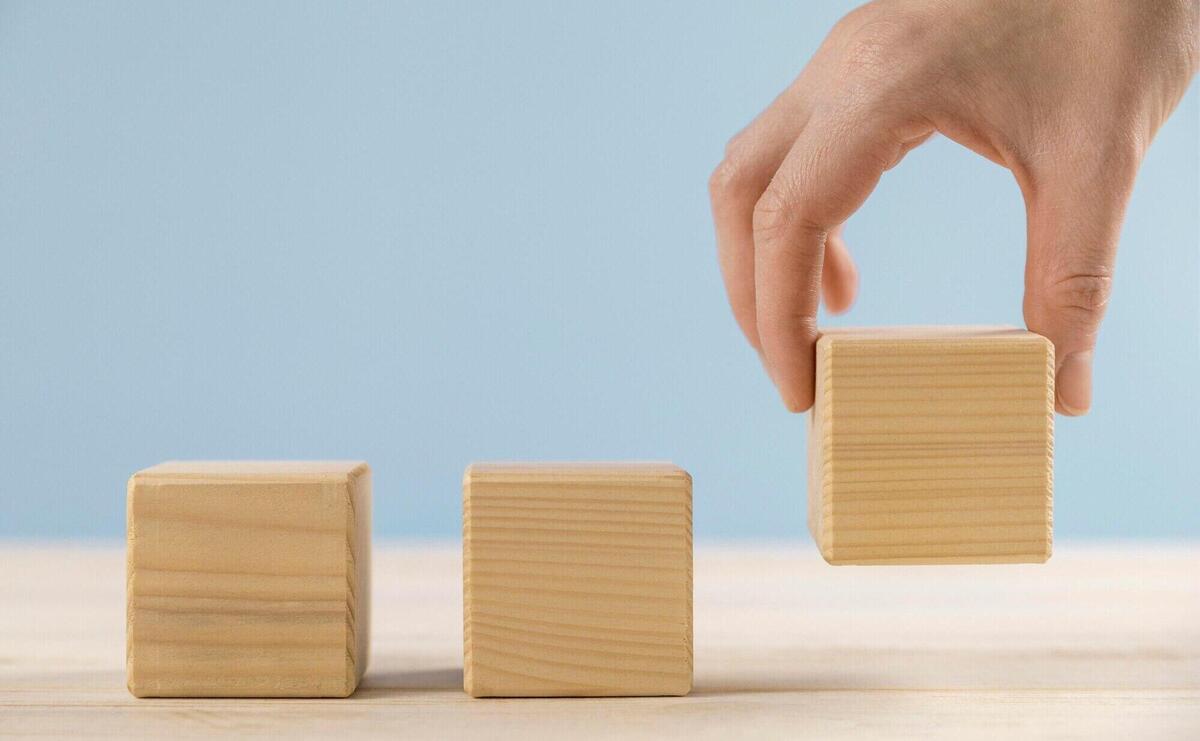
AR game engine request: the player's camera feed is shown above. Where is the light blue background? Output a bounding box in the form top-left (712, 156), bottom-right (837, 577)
top-left (1, 2), bottom-right (1196, 539)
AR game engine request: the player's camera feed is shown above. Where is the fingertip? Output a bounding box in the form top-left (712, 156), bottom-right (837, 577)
top-left (758, 337), bottom-right (816, 414)
top-left (823, 272), bottom-right (858, 315)
top-left (1055, 351), bottom-right (1093, 416)
top-left (821, 231), bottom-right (859, 315)
top-left (761, 344), bottom-right (816, 413)
top-left (781, 390), bottom-right (814, 414)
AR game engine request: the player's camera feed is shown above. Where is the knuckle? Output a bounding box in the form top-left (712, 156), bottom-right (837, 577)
top-left (1026, 273), bottom-right (1113, 334)
top-left (723, 130), bottom-right (753, 161)
top-left (1050, 273), bottom-right (1114, 314)
top-left (829, 5), bottom-right (940, 107)
top-left (751, 187), bottom-right (793, 241)
top-left (752, 186), bottom-right (829, 251)
top-left (841, 29), bottom-right (892, 73)
top-left (708, 146), bottom-right (754, 205)
top-left (833, 3), bottom-right (876, 32)
top-left (840, 10), bottom-right (928, 65)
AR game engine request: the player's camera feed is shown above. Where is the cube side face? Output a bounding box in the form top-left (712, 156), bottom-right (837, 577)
top-left (126, 463), bottom-right (365, 697)
top-left (463, 464), bottom-right (693, 697)
top-left (809, 338), bottom-right (836, 561)
top-left (815, 330), bottom-right (1054, 565)
top-left (346, 465), bottom-right (371, 688)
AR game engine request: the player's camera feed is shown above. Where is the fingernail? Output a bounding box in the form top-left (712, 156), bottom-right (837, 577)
top-left (1056, 351), bottom-right (1093, 415)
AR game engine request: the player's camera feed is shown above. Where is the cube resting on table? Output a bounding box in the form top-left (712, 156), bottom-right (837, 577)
top-left (126, 461), bottom-right (371, 697)
top-left (808, 326), bottom-right (1054, 565)
top-left (463, 462), bottom-right (693, 697)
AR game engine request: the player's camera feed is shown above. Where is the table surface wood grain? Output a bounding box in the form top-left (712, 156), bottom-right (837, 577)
top-left (2, 542), bottom-right (1197, 739)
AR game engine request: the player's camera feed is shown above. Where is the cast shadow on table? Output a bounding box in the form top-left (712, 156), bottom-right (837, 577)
top-left (355, 668), bottom-right (875, 698)
top-left (690, 672), bottom-right (877, 696)
top-left (360, 667), bottom-right (464, 693)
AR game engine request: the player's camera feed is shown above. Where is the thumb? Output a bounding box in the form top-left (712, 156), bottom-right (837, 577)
top-left (1020, 154), bottom-right (1137, 416)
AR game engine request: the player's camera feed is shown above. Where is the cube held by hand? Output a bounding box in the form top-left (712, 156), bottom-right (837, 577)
top-left (808, 327), bottom-right (1054, 565)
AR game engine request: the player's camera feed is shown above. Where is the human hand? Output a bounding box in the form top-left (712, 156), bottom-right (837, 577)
top-left (710, 0), bottom-right (1198, 414)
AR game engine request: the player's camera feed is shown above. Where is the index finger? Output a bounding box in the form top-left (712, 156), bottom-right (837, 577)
top-left (753, 106), bottom-right (930, 411)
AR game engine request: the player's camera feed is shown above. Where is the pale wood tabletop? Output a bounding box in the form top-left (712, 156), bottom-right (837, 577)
top-left (2, 542), bottom-right (1197, 739)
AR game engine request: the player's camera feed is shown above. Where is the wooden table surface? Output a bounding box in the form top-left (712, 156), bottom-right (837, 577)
top-left (2, 542), bottom-right (1197, 739)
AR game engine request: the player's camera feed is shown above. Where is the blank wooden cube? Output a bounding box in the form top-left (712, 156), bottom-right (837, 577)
top-left (808, 327), bottom-right (1053, 565)
top-left (126, 461), bottom-right (370, 697)
top-left (463, 462), bottom-right (693, 697)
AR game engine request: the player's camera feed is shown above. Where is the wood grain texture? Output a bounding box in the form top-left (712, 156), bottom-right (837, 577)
top-left (125, 460), bottom-right (371, 697)
top-left (809, 326), bottom-right (1054, 565)
top-left (463, 462), bottom-right (693, 697)
top-left (3, 543), bottom-right (1198, 739)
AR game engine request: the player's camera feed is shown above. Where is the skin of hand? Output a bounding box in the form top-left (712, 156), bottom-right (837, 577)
top-left (710, 0), bottom-right (1198, 415)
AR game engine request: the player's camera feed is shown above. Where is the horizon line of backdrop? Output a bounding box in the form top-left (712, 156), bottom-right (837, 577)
top-left (1, 1), bottom-right (1197, 539)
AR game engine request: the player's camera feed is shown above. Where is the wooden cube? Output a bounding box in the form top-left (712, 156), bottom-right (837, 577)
top-left (126, 461), bottom-right (370, 697)
top-left (463, 462), bottom-right (693, 697)
top-left (808, 327), bottom-right (1054, 565)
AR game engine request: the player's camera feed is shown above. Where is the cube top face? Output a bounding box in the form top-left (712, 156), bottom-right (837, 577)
top-left (463, 462), bottom-right (693, 697)
top-left (133, 460), bottom-right (369, 482)
top-left (464, 461), bottom-right (691, 485)
top-left (126, 461), bottom-right (370, 698)
top-left (809, 326), bottom-right (1054, 565)
top-left (815, 325), bottom-right (1027, 342)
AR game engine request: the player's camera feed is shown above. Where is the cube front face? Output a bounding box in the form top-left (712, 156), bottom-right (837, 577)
top-left (809, 327), bottom-right (1054, 565)
top-left (463, 463), bottom-right (693, 697)
top-left (126, 461), bottom-right (370, 697)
